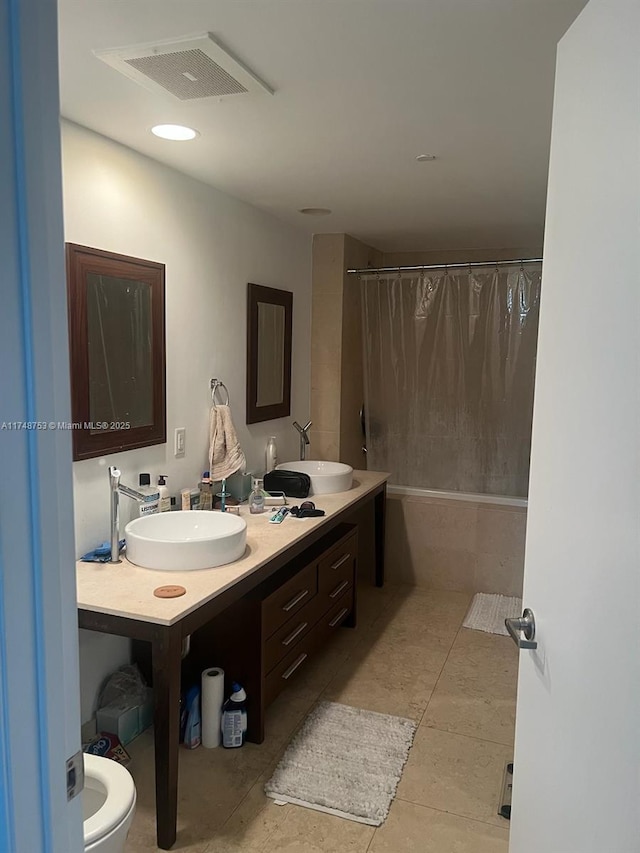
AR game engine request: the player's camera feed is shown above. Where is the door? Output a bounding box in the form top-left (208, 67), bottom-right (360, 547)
top-left (0, 0), bottom-right (83, 850)
top-left (509, 0), bottom-right (640, 851)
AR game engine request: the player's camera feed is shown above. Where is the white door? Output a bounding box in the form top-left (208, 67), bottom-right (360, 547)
top-left (0, 0), bottom-right (83, 850)
top-left (509, 0), bottom-right (640, 851)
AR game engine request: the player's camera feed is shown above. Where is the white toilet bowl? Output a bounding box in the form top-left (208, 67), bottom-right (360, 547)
top-left (82, 753), bottom-right (136, 853)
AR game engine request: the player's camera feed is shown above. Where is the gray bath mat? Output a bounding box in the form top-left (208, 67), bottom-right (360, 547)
top-left (463, 593), bottom-right (522, 636)
top-left (264, 701), bottom-right (416, 825)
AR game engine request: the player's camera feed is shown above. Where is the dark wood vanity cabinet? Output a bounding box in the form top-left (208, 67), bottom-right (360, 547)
top-left (189, 523), bottom-right (358, 742)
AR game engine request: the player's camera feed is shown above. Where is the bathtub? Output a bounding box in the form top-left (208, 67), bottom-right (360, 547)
top-left (387, 484), bottom-right (527, 509)
top-left (385, 485), bottom-right (527, 596)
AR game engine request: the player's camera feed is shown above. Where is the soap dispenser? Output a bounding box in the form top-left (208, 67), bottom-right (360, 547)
top-left (157, 475), bottom-right (170, 512)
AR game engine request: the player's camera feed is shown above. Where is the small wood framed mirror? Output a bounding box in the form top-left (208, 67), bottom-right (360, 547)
top-left (246, 283), bottom-right (293, 424)
top-left (66, 243), bottom-right (166, 461)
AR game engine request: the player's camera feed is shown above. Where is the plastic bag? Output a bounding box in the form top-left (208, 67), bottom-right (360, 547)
top-left (98, 664), bottom-right (149, 710)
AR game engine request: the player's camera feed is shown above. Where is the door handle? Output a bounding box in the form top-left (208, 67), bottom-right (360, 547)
top-left (505, 608), bottom-right (537, 649)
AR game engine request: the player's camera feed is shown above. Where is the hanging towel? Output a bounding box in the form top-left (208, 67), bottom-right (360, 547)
top-left (208, 404), bottom-right (246, 482)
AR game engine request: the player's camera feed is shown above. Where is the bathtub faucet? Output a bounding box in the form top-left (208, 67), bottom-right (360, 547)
top-left (292, 420), bottom-right (312, 461)
top-left (109, 466), bottom-right (147, 563)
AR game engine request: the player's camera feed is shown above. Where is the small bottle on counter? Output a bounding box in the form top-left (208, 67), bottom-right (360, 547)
top-left (157, 475), bottom-right (171, 512)
top-left (138, 473), bottom-right (160, 516)
top-left (265, 435), bottom-right (278, 473)
top-left (249, 477), bottom-right (266, 514)
top-left (221, 683), bottom-right (247, 748)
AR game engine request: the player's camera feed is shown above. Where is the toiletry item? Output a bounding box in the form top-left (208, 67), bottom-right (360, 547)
top-left (269, 507), bottom-right (290, 524)
top-left (199, 474), bottom-right (213, 511)
top-left (221, 683), bottom-right (247, 748)
top-left (263, 491), bottom-right (287, 506)
top-left (265, 436), bottom-right (278, 473)
top-left (201, 667), bottom-right (224, 748)
top-left (249, 477), bottom-right (266, 514)
top-left (157, 475), bottom-right (170, 512)
top-left (182, 685), bottom-right (202, 749)
top-left (190, 489), bottom-right (201, 511)
top-left (181, 488), bottom-right (191, 511)
top-left (226, 470), bottom-right (253, 502)
top-left (138, 473), bottom-right (160, 517)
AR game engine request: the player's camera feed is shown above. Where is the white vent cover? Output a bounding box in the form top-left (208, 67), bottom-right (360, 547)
top-left (94, 32), bottom-right (273, 101)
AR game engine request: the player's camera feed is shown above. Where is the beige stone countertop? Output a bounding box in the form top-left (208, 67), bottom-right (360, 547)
top-left (76, 470), bottom-right (388, 626)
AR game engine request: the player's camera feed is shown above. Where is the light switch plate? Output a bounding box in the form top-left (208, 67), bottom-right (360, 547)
top-left (174, 427), bottom-right (186, 457)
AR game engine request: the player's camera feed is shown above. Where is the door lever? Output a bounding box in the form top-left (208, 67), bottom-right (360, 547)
top-left (505, 608), bottom-right (537, 650)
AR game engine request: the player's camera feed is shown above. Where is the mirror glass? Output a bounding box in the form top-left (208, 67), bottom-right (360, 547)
top-left (66, 243), bottom-right (166, 460)
top-left (246, 283), bottom-right (292, 424)
top-left (87, 274), bottom-right (154, 430)
top-left (256, 302), bottom-right (285, 406)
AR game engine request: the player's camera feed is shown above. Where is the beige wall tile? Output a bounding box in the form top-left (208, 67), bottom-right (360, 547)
top-left (310, 388), bottom-right (341, 432)
top-left (310, 430), bottom-right (340, 461)
top-left (474, 553), bottom-right (524, 597)
top-left (475, 508), bottom-right (527, 558)
top-left (312, 233), bottom-right (346, 296)
top-left (369, 800), bottom-right (510, 853)
top-left (311, 297), bottom-right (343, 366)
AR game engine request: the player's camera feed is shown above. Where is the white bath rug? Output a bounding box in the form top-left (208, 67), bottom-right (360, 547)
top-left (463, 593), bottom-right (523, 636)
top-left (264, 701), bottom-right (416, 826)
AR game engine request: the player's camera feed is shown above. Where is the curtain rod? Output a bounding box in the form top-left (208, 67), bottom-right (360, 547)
top-left (346, 258), bottom-right (543, 275)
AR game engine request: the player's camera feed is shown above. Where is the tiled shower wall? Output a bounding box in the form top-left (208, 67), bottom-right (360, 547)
top-left (385, 494), bottom-right (527, 596)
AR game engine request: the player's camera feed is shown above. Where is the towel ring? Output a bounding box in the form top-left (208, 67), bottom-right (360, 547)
top-left (210, 378), bottom-right (230, 406)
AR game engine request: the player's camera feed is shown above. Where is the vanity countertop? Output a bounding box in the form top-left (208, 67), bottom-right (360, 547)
top-left (76, 470), bottom-right (388, 626)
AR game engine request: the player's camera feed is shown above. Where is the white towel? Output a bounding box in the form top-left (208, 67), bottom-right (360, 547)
top-left (208, 404), bottom-right (246, 482)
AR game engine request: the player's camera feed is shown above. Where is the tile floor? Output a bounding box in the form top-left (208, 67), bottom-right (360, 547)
top-left (125, 582), bottom-right (519, 852)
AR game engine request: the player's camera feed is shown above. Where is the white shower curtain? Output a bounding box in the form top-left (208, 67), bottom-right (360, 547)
top-left (361, 265), bottom-right (542, 496)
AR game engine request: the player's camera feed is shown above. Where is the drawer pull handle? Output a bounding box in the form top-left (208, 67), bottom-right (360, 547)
top-left (282, 653), bottom-right (308, 680)
top-left (329, 579), bottom-right (350, 599)
top-left (282, 589), bottom-right (309, 612)
top-left (282, 622), bottom-right (308, 646)
top-left (328, 607), bottom-right (349, 628)
top-left (330, 553), bottom-right (351, 571)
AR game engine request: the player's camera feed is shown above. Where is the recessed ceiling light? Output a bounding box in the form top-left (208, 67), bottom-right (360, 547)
top-left (298, 207), bottom-right (332, 216)
top-left (416, 153), bottom-right (436, 162)
top-left (151, 124), bottom-right (199, 141)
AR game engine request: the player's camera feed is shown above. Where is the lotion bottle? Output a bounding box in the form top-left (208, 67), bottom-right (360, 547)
top-left (265, 436), bottom-right (278, 473)
top-left (157, 475), bottom-right (171, 512)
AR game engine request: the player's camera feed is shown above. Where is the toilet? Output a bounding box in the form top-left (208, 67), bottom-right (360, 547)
top-left (82, 753), bottom-right (136, 852)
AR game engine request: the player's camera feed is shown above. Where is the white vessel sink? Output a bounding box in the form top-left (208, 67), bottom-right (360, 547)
top-left (125, 511), bottom-right (247, 571)
top-left (276, 461), bottom-right (354, 495)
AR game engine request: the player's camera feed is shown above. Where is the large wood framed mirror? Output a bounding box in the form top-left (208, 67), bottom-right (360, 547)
top-left (246, 283), bottom-right (292, 424)
top-left (66, 243), bottom-right (166, 460)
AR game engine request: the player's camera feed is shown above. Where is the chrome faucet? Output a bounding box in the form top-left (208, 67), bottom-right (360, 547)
top-left (109, 466), bottom-right (147, 563)
top-left (292, 420), bottom-right (312, 461)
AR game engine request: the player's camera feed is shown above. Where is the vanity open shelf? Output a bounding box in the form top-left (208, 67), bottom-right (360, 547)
top-left (188, 523), bottom-right (358, 742)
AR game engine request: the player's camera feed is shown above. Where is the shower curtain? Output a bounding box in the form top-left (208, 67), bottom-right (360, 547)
top-left (361, 265), bottom-right (542, 497)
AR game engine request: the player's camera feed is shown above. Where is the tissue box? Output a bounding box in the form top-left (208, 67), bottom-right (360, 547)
top-left (96, 702), bottom-right (141, 746)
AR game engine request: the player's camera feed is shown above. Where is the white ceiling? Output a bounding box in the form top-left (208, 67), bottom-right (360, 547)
top-left (57, 0), bottom-right (587, 252)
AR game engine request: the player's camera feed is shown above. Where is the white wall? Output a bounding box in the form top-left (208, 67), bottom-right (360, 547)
top-left (62, 122), bottom-right (312, 721)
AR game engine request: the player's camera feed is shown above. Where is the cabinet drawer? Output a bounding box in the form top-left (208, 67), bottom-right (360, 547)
top-left (318, 589), bottom-right (354, 641)
top-left (263, 562), bottom-right (318, 639)
top-left (264, 629), bottom-right (320, 706)
top-left (264, 596), bottom-right (318, 673)
top-left (318, 532), bottom-right (357, 597)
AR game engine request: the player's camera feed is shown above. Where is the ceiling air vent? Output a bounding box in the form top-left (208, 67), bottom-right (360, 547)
top-left (94, 32), bottom-right (273, 101)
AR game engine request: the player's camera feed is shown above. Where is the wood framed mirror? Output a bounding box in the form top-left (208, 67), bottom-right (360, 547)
top-left (246, 283), bottom-right (293, 424)
top-left (66, 243), bottom-right (166, 461)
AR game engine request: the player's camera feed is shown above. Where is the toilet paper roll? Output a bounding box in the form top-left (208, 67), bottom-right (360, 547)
top-left (201, 667), bottom-right (224, 748)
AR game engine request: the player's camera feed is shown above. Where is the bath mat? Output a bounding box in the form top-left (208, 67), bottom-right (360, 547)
top-left (463, 593), bottom-right (522, 636)
top-left (264, 701), bottom-right (416, 826)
